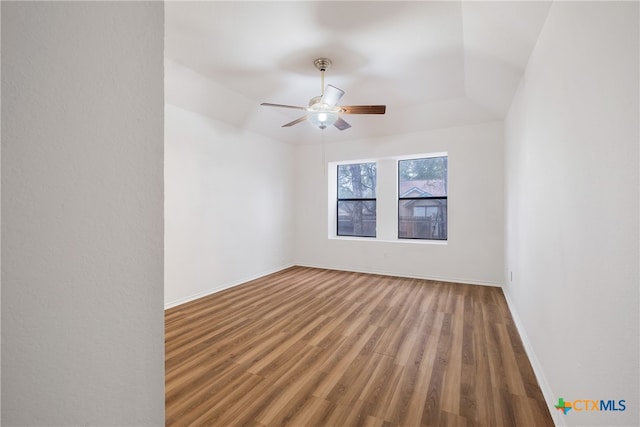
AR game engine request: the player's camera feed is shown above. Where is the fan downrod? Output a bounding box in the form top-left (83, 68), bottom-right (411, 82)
top-left (314, 58), bottom-right (332, 72)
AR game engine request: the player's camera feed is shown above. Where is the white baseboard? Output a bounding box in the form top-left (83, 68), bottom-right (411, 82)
top-left (165, 263), bottom-right (499, 310)
top-left (294, 262), bottom-right (503, 288)
top-left (501, 287), bottom-right (564, 427)
top-left (164, 264), bottom-right (295, 310)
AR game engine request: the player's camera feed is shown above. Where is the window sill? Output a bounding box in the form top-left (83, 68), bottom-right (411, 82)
top-left (328, 236), bottom-right (448, 245)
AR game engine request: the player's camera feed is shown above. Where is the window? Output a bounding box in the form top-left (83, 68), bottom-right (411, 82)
top-left (337, 162), bottom-right (376, 237)
top-left (398, 156), bottom-right (448, 240)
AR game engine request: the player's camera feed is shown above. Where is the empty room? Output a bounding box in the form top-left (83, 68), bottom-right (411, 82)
top-left (1, 1), bottom-right (638, 426)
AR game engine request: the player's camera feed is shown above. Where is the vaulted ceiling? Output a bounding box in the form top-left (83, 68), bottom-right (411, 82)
top-left (165, 1), bottom-right (552, 145)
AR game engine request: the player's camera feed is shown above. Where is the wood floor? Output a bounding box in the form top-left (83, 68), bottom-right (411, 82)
top-left (165, 266), bottom-right (553, 426)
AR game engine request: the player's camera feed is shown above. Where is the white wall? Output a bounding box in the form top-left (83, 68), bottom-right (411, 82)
top-left (165, 62), bottom-right (295, 308)
top-left (504, 2), bottom-right (639, 426)
top-left (0, 2), bottom-right (3, 418)
top-left (294, 122), bottom-right (504, 286)
top-left (1, 2), bottom-right (164, 425)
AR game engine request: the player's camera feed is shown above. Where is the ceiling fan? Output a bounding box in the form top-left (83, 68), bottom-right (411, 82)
top-left (260, 58), bottom-right (386, 131)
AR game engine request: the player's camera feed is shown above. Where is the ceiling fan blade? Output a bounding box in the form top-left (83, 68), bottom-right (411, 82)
top-left (340, 105), bottom-right (386, 114)
top-left (321, 84), bottom-right (344, 107)
top-left (261, 102), bottom-right (307, 111)
top-left (282, 116), bottom-right (307, 127)
top-left (334, 117), bottom-right (351, 131)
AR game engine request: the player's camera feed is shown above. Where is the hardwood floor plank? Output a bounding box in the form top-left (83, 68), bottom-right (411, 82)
top-left (364, 361), bottom-right (405, 422)
top-left (165, 266), bottom-right (554, 426)
top-left (312, 324), bottom-right (380, 399)
top-left (274, 395), bottom-right (333, 427)
top-left (441, 294), bottom-right (464, 415)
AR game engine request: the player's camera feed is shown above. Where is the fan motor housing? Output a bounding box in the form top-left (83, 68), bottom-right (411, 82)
top-left (308, 96), bottom-right (323, 107)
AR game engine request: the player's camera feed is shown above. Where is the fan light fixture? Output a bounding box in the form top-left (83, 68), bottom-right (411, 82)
top-left (260, 58), bottom-right (386, 131)
top-left (308, 104), bottom-right (339, 129)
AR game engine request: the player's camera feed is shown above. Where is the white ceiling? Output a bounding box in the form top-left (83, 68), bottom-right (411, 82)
top-left (165, 1), bottom-right (552, 145)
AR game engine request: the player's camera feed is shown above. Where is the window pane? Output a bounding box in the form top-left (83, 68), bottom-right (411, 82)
top-left (398, 157), bottom-right (447, 198)
top-left (338, 163), bottom-right (376, 199)
top-left (337, 200), bottom-right (376, 237)
top-left (398, 199), bottom-right (447, 239)
top-left (413, 206), bottom-right (426, 217)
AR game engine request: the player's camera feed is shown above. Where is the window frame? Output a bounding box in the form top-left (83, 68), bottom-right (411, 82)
top-left (336, 162), bottom-right (377, 238)
top-left (397, 156), bottom-right (448, 241)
